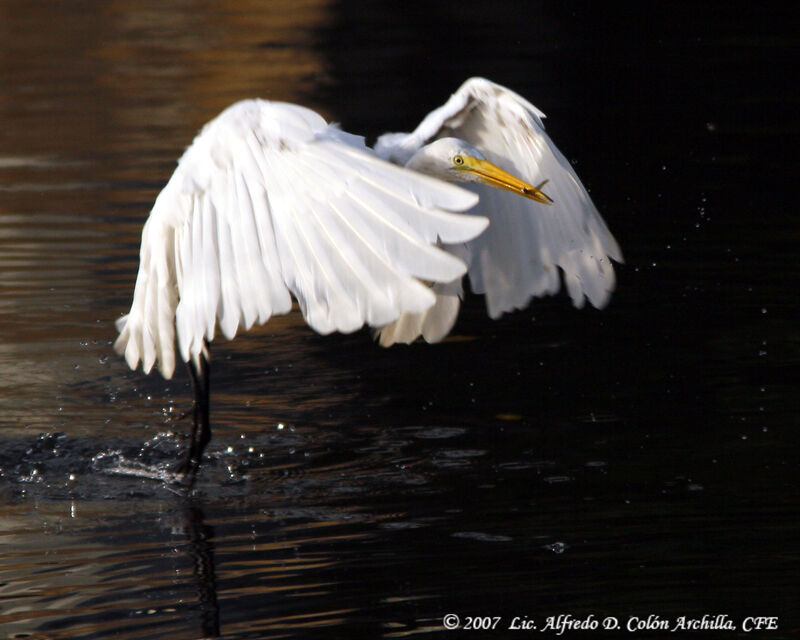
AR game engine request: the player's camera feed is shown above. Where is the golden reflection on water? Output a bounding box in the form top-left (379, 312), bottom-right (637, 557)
top-left (0, 0), bottom-right (333, 153)
top-left (0, 498), bottom-right (374, 638)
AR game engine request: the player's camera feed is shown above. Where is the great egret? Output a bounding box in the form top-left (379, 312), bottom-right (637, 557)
top-left (115, 77), bottom-right (621, 482)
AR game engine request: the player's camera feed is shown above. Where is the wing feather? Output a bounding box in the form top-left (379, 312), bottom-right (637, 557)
top-left (115, 99), bottom-right (488, 377)
top-left (377, 278), bottom-right (463, 347)
top-left (377, 77), bottom-right (621, 329)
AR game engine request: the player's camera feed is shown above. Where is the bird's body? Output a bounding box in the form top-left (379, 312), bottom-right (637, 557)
top-left (115, 77), bottom-right (621, 482)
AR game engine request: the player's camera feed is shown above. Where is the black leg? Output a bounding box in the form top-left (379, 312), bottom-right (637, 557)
top-left (181, 343), bottom-right (211, 484)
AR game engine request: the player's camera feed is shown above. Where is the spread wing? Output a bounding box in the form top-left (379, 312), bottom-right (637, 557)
top-left (115, 100), bottom-right (488, 378)
top-left (377, 77), bottom-right (622, 336)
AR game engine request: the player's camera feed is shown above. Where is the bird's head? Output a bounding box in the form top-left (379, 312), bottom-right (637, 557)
top-left (406, 137), bottom-right (553, 205)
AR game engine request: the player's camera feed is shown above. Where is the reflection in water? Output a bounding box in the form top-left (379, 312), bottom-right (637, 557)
top-left (0, 501), bottom-right (219, 638)
top-left (182, 506), bottom-right (220, 638)
top-left (0, 0), bottom-right (798, 638)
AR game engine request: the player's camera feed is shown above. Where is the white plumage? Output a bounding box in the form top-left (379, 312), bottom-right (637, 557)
top-left (115, 99), bottom-right (488, 378)
top-left (374, 77), bottom-right (622, 344)
top-left (116, 77), bottom-right (621, 379)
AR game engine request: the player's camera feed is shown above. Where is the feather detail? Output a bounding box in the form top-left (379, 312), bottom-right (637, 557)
top-left (376, 77), bottom-right (621, 321)
top-left (115, 100), bottom-right (488, 377)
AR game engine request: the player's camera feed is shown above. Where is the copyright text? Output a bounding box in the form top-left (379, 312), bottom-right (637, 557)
top-left (441, 613), bottom-right (779, 633)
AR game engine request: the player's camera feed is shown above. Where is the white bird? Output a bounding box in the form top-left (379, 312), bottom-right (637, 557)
top-left (115, 77), bottom-right (621, 482)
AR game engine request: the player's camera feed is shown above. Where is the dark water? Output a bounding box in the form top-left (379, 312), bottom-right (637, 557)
top-left (1, 2), bottom-right (798, 638)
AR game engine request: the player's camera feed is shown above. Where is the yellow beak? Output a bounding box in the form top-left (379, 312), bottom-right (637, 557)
top-left (462, 156), bottom-right (553, 205)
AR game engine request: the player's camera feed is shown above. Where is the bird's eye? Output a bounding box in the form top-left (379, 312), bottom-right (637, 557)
top-left (453, 155), bottom-right (465, 166)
